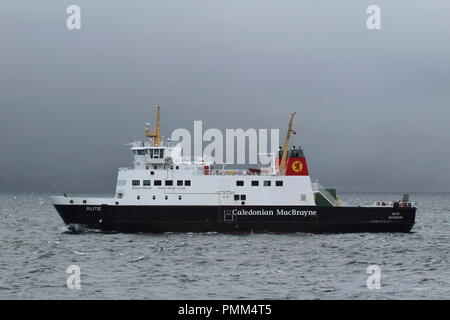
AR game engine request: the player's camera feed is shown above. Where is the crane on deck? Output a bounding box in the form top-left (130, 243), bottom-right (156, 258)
top-left (145, 105), bottom-right (161, 146)
top-left (279, 112), bottom-right (296, 175)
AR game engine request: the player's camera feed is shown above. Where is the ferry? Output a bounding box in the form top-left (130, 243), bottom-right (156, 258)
top-left (51, 107), bottom-right (416, 233)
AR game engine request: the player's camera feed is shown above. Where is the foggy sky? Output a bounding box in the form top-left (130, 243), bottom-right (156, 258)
top-left (1, 0), bottom-right (449, 193)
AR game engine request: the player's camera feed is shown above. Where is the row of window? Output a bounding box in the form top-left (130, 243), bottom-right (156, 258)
top-left (236, 180), bottom-right (283, 187)
top-left (130, 179), bottom-right (283, 187)
top-left (133, 148), bottom-right (165, 159)
top-left (133, 195), bottom-right (246, 201)
top-left (132, 180), bottom-right (191, 187)
top-left (136, 195), bottom-right (183, 200)
top-left (145, 166), bottom-right (180, 171)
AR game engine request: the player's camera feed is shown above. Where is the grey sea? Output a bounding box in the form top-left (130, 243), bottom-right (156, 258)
top-left (0, 192), bottom-right (448, 300)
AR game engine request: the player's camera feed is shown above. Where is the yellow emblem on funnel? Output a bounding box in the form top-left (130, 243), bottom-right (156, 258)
top-left (292, 160), bottom-right (303, 173)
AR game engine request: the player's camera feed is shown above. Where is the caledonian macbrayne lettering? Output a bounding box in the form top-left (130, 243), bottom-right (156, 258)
top-left (231, 209), bottom-right (317, 216)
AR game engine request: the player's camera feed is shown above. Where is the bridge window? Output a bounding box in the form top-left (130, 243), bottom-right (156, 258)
top-left (276, 181), bottom-right (283, 187)
top-left (236, 180), bottom-right (244, 186)
top-left (154, 180), bottom-right (162, 186)
top-left (143, 180), bottom-right (151, 186)
top-left (136, 150), bottom-right (146, 155)
top-left (251, 181), bottom-right (259, 186)
top-left (150, 148), bottom-right (164, 159)
top-left (132, 180), bottom-right (140, 186)
top-left (165, 180), bottom-right (173, 186)
top-left (264, 181), bottom-right (271, 186)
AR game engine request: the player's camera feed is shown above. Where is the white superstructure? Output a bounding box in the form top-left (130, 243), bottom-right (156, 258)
top-left (51, 107), bottom-right (316, 207)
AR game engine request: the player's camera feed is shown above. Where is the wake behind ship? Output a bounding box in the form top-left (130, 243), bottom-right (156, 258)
top-left (51, 107), bottom-right (416, 233)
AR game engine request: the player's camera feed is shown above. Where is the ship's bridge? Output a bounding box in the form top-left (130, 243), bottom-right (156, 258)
top-left (130, 140), bottom-right (215, 169)
top-left (130, 140), bottom-right (184, 165)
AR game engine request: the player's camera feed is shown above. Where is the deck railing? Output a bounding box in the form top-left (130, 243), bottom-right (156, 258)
top-left (312, 181), bottom-right (338, 207)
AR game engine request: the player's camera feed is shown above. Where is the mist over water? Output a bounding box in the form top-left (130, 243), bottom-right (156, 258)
top-left (1, 1), bottom-right (450, 193)
top-left (0, 192), bottom-right (448, 299)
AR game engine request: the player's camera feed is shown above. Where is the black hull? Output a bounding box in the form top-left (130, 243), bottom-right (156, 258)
top-left (53, 204), bottom-right (416, 234)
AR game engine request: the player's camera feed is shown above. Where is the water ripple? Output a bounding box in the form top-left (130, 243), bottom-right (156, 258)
top-left (0, 192), bottom-right (449, 299)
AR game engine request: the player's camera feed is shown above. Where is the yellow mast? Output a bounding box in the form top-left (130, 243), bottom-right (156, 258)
top-left (279, 112), bottom-right (296, 175)
top-left (145, 105), bottom-right (161, 146)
